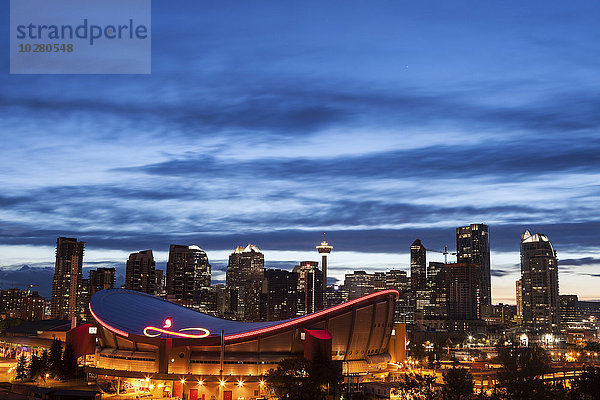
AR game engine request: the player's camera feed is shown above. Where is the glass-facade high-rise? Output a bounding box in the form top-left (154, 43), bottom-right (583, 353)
top-left (166, 245), bottom-right (211, 307)
top-left (226, 244), bottom-right (264, 321)
top-left (456, 224), bottom-right (491, 306)
top-left (520, 230), bottom-right (560, 334)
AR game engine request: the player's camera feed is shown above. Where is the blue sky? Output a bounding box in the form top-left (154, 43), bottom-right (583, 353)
top-left (1, 1), bottom-right (599, 302)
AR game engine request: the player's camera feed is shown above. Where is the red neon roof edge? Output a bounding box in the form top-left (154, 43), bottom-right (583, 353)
top-left (89, 303), bottom-right (129, 338)
top-left (224, 289), bottom-right (398, 341)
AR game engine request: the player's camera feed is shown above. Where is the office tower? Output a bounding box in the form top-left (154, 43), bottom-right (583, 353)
top-left (125, 250), bottom-right (156, 294)
top-left (167, 245), bottom-right (211, 306)
top-left (456, 224), bottom-right (491, 306)
top-left (410, 239), bottom-right (428, 312)
top-left (444, 263), bottom-right (482, 321)
top-left (410, 239), bottom-right (427, 293)
top-left (344, 271), bottom-right (375, 300)
top-left (324, 285), bottom-right (348, 308)
top-left (21, 292), bottom-right (46, 321)
top-left (560, 295), bottom-right (579, 328)
top-left (212, 284), bottom-right (229, 318)
top-left (316, 237), bottom-right (333, 293)
top-left (516, 279), bottom-right (523, 324)
top-left (0, 289), bottom-right (46, 321)
top-left (520, 230), bottom-right (560, 334)
top-left (77, 267), bottom-right (116, 320)
top-left (51, 237), bottom-right (84, 320)
top-left (386, 270), bottom-right (409, 292)
top-left (155, 269), bottom-right (166, 298)
top-left (0, 288), bottom-right (25, 318)
top-left (261, 269), bottom-right (298, 321)
top-left (373, 272), bottom-right (387, 291)
top-left (226, 245), bottom-right (264, 321)
top-left (78, 278), bottom-right (90, 320)
top-left (89, 267), bottom-right (115, 293)
top-left (425, 262), bottom-right (446, 319)
top-left (293, 261), bottom-right (323, 315)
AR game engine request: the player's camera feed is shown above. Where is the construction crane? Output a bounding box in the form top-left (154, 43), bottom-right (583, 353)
top-left (426, 245), bottom-right (457, 264)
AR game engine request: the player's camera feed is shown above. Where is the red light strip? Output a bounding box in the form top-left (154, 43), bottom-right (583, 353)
top-left (225, 289), bottom-right (398, 341)
top-left (143, 326), bottom-right (210, 339)
top-left (89, 304), bottom-right (129, 338)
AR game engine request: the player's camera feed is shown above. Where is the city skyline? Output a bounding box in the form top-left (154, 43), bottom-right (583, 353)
top-left (0, 227), bottom-right (593, 305)
top-left (1, 1), bottom-right (599, 304)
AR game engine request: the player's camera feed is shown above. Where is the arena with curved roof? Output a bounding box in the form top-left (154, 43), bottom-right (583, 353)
top-left (88, 288), bottom-right (401, 399)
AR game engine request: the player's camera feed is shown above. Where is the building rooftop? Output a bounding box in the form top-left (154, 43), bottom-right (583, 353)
top-left (90, 288), bottom-right (398, 342)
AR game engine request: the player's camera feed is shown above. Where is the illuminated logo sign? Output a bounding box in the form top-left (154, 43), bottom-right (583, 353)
top-left (143, 317), bottom-right (210, 339)
top-left (88, 326), bottom-right (98, 335)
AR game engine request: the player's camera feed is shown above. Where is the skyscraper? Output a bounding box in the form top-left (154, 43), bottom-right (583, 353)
top-left (89, 267), bottom-right (115, 293)
top-left (125, 250), bottom-right (156, 294)
top-left (559, 295), bottom-right (579, 328)
top-left (343, 271), bottom-right (375, 300)
top-left (515, 279), bottom-right (523, 324)
top-left (293, 261), bottom-right (323, 315)
top-left (456, 224), bottom-right (491, 306)
top-left (520, 230), bottom-right (560, 334)
top-left (410, 239), bottom-right (427, 293)
top-left (51, 237), bottom-right (84, 320)
top-left (425, 262), bottom-right (447, 319)
top-left (444, 262), bottom-right (482, 321)
top-left (226, 245), bottom-right (264, 321)
top-left (410, 239), bottom-right (428, 313)
top-left (80, 267), bottom-right (115, 320)
top-left (166, 245), bottom-right (211, 306)
top-left (261, 269), bottom-right (298, 321)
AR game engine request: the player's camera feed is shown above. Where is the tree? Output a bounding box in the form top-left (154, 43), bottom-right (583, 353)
top-left (571, 366), bottom-right (600, 400)
top-left (265, 357), bottom-right (340, 400)
top-left (48, 339), bottom-right (63, 379)
top-left (442, 367), bottom-right (474, 400)
top-left (27, 353), bottom-right (44, 381)
top-left (394, 372), bottom-right (437, 400)
top-left (15, 354), bottom-right (28, 381)
top-left (39, 349), bottom-right (49, 381)
top-left (496, 345), bottom-right (552, 400)
top-left (266, 357), bottom-right (318, 400)
top-left (62, 343), bottom-right (78, 379)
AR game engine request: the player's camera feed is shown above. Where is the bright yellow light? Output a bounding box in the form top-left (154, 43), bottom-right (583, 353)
top-left (577, 353), bottom-right (580, 357)
top-left (149, 384), bottom-right (154, 390)
top-left (220, 380), bottom-right (226, 387)
top-left (45, 373), bottom-right (49, 378)
top-left (237, 381), bottom-right (244, 387)
top-left (259, 380), bottom-right (265, 386)
top-left (180, 379), bottom-right (185, 385)
top-left (551, 352), bottom-right (554, 356)
top-left (146, 377), bottom-right (150, 382)
top-left (157, 383), bottom-right (164, 388)
top-left (198, 380), bottom-right (203, 386)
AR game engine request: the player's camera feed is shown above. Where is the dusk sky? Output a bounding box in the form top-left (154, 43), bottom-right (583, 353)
top-left (1, 1), bottom-right (599, 303)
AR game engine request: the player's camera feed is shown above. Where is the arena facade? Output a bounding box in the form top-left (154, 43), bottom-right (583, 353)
top-left (88, 288), bottom-right (402, 399)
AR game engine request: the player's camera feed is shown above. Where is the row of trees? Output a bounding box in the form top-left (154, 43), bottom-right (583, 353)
top-left (264, 346), bottom-right (600, 400)
top-left (394, 346), bottom-right (600, 400)
top-left (15, 339), bottom-right (79, 382)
